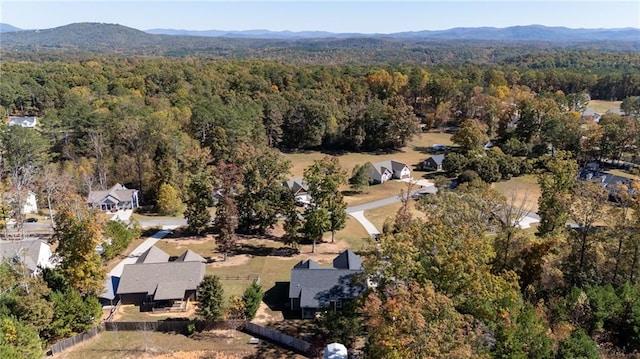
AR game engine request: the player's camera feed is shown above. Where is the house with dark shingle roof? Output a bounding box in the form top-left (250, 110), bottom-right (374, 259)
top-left (366, 160), bottom-right (411, 184)
top-left (579, 169), bottom-right (638, 199)
top-left (116, 246), bottom-right (205, 309)
top-left (289, 250), bottom-right (365, 318)
top-left (87, 183), bottom-right (139, 212)
top-left (423, 154), bottom-right (445, 171)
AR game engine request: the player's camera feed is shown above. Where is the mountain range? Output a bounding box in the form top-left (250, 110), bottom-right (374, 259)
top-left (2, 22), bottom-right (639, 42)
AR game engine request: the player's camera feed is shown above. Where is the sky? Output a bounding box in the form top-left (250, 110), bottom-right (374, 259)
top-left (2, 1), bottom-right (639, 33)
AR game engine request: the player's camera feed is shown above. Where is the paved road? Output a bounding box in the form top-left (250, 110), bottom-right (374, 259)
top-left (136, 217), bottom-right (187, 229)
top-left (108, 226), bottom-right (179, 277)
top-left (346, 181), bottom-right (438, 233)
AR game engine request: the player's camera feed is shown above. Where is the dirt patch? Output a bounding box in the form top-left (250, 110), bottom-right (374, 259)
top-left (111, 303), bottom-right (197, 321)
top-left (252, 302), bottom-right (284, 324)
top-left (207, 254), bottom-right (251, 268)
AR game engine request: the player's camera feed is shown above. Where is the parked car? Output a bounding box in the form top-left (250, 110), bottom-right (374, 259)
top-left (25, 217), bottom-right (38, 223)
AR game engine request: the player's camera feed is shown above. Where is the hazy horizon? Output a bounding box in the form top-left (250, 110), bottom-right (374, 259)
top-left (2, 1), bottom-right (639, 34)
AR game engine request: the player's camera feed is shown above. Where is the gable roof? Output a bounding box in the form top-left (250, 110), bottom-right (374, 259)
top-left (289, 250), bottom-right (365, 309)
top-left (283, 178), bottom-right (308, 194)
top-left (332, 249), bottom-right (362, 270)
top-left (293, 259), bottom-right (322, 269)
top-left (176, 249), bottom-right (206, 263)
top-left (87, 183), bottom-right (137, 205)
top-left (117, 261), bottom-right (205, 297)
top-left (290, 269), bottom-right (365, 308)
top-left (427, 154), bottom-right (445, 165)
top-left (0, 240), bottom-right (50, 273)
top-left (368, 160), bottom-right (409, 178)
top-left (136, 246), bottom-right (170, 264)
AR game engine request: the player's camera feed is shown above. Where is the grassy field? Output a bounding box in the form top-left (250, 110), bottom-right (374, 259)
top-left (492, 175), bottom-right (541, 212)
top-left (283, 132), bottom-right (453, 178)
top-left (587, 100), bottom-right (621, 113)
top-left (607, 169), bottom-right (639, 180)
top-left (364, 202), bottom-right (403, 232)
top-left (343, 180), bottom-right (407, 206)
top-left (51, 330), bottom-right (305, 359)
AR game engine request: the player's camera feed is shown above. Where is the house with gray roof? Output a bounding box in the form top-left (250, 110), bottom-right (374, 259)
top-left (116, 246), bottom-right (205, 309)
top-left (283, 178), bottom-right (312, 205)
top-left (289, 250), bottom-right (365, 318)
top-left (366, 160), bottom-right (411, 184)
top-left (423, 154), bottom-right (445, 171)
top-left (87, 183), bottom-right (139, 212)
top-left (0, 239), bottom-right (53, 274)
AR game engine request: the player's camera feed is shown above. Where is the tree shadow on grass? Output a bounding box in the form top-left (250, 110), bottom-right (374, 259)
top-left (232, 243), bottom-right (299, 257)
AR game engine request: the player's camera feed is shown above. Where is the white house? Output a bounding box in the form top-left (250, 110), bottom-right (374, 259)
top-left (366, 160), bottom-right (411, 184)
top-left (0, 240), bottom-right (54, 274)
top-left (23, 191), bottom-right (38, 214)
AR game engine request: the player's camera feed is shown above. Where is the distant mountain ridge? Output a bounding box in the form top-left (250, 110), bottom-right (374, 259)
top-left (0, 23), bottom-right (22, 33)
top-left (2, 22), bottom-right (639, 42)
top-left (147, 24), bottom-right (640, 41)
top-left (2, 22), bottom-right (639, 63)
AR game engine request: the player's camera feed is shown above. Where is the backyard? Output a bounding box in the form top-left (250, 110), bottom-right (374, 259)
top-left (51, 330), bottom-right (306, 359)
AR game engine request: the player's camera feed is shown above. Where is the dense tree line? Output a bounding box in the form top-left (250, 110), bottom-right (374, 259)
top-left (357, 171), bottom-right (640, 358)
top-left (1, 48), bottom-right (639, 357)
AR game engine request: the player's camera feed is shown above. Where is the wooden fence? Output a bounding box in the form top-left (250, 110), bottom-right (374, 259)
top-left (104, 320), bottom-right (232, 333)
top-left (244, 321), bottom-right (311, 355)
top-left (217, 274), bottom-right (261, 283)
top-left (50, 320), bottom-right (311, 356)
top-left (49, 326), bottom-right (103, 355)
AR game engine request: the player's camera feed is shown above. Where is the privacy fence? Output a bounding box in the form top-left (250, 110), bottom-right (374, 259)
top-left (50, 320), bottom-right (311, 356)
top-left (243, 321), bottom-right (312, 354)
top-left (48, 326), bottom-right (102, 355)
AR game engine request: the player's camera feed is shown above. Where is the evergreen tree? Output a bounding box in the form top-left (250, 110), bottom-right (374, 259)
top-left (349, 163), bottom-right (370, 193)
top-left (0, 315), bottom-right (44, 359)
top-left (557, 329), bottom-right (601, 359)
top-left (196, 275), bottom-right (225, 321)
top-left (242, 281), bottom-right (264, 320)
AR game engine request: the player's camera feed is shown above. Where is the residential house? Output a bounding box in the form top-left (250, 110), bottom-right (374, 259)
top-left (579, 169), bottom-right (638, 199)
top-left (423, 154), bottom-right (445, 172)
top-left (116, 246), bottom-right (206, 310)
top-left (5, 190), bottom-right (38, 215)
top-left (283, 178), bottom-right (312, 205)
top-left (0, 239), bottom-right (53, 274)
top-left (289, 249), bottom-right (365, 318)
top-left (366, 160), bottom-right (411, 184)
top-left (87, 183), bottom-right (139, 211)
top-left (8, 116), bottom-right (37, 128)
